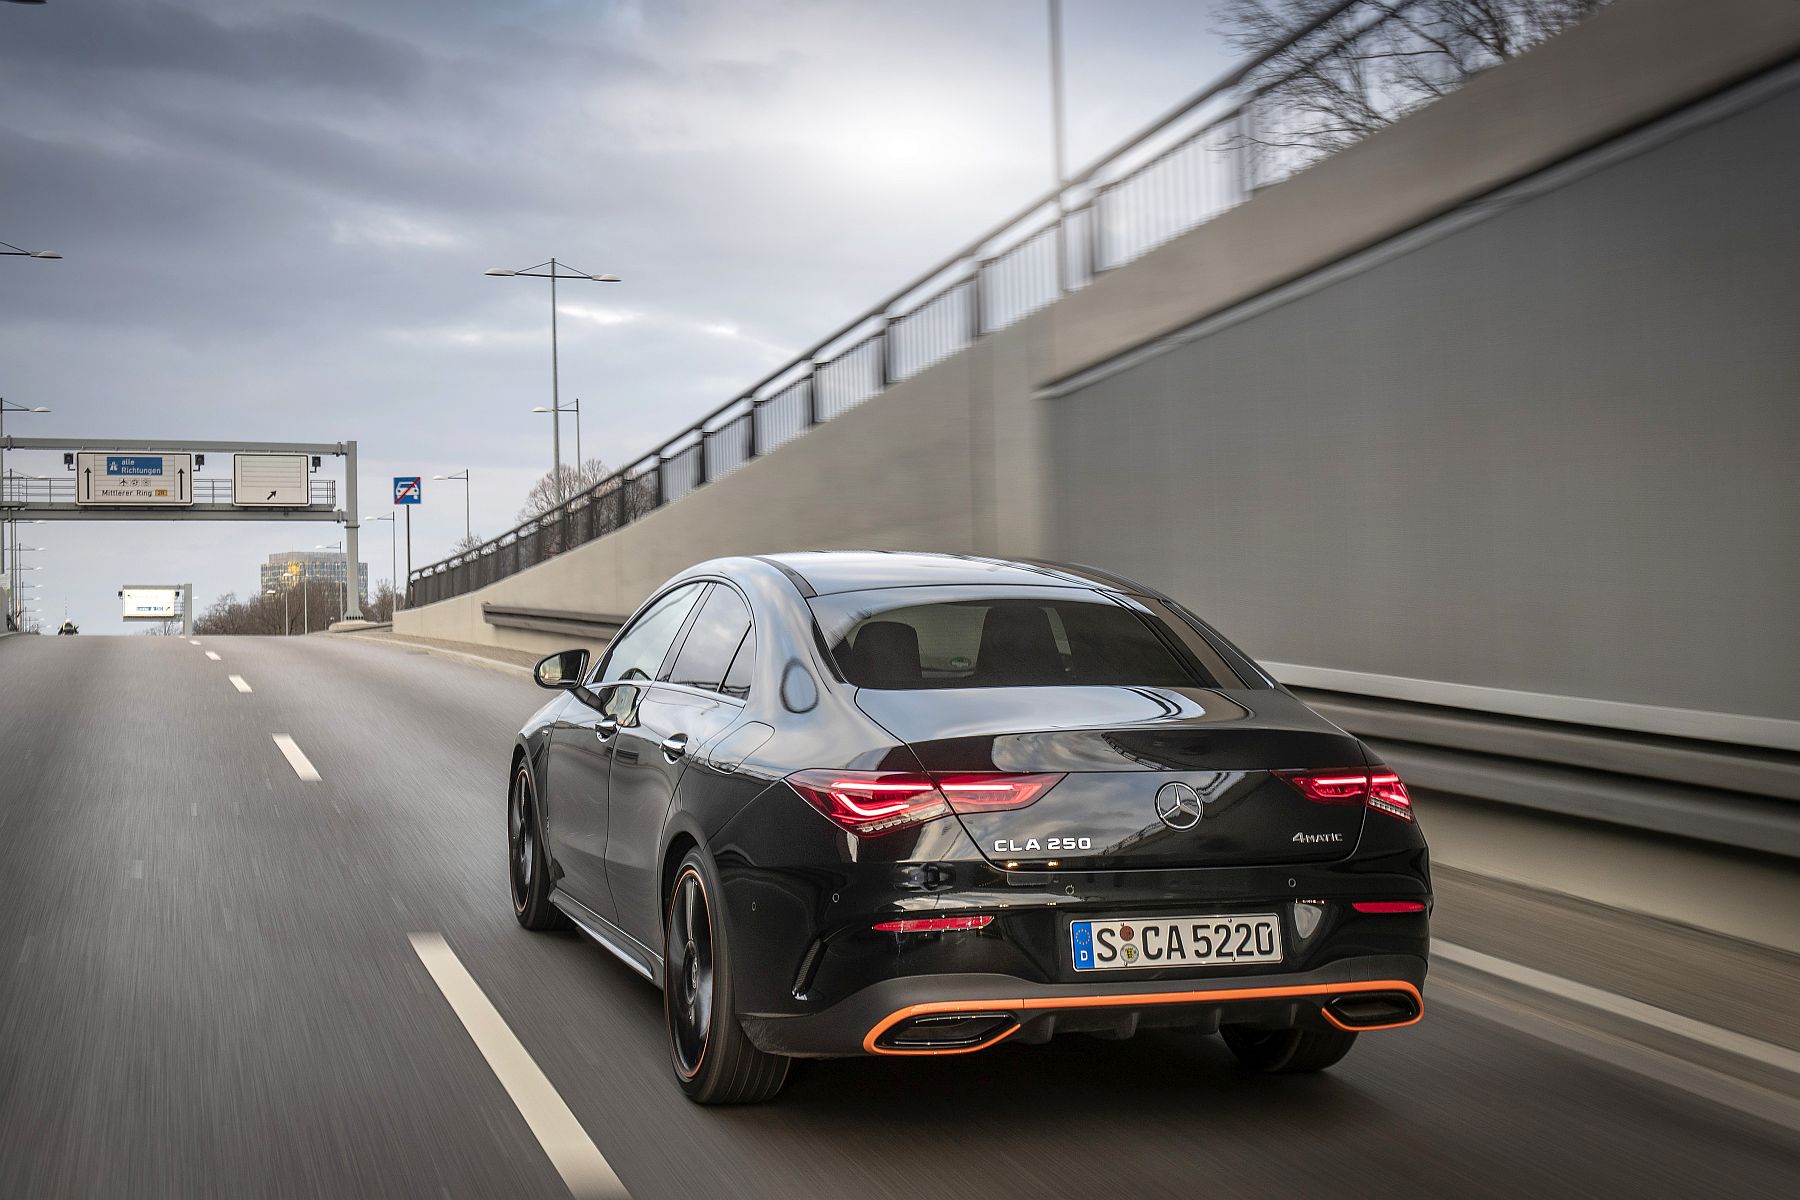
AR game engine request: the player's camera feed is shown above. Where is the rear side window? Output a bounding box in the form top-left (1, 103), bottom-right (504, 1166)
top-left (720, 627), bottom-right (755, 700)
top-left (597, 583), bottom-right (704, 685)
top-left (812, 591), bottom-right (1234, 690)
top-left (666, 584), bottom-right (753, 695)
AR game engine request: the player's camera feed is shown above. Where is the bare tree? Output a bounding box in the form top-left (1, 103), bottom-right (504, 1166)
top-left (1216, 1), bottom-right (1607, 173)
top-left (195, 579), bottom-right (359, 635)
top-left (515, 457), bottom-right (617, 523)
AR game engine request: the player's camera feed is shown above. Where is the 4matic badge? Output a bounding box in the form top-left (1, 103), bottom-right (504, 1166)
top-left (1292, 831), bottom-right (1344, 843)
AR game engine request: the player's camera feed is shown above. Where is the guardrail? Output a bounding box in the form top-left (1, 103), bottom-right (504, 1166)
top-left (482, 604), bottom-right (627, 641)
top-left (409, 0), bottom-right (1601, 607)
top-left (1, 476), bottom-right (338, 508)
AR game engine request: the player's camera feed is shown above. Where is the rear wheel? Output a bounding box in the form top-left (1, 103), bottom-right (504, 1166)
top-left (1220, 1025), bottom-right (1357, 1073)
top-left (508, 764), bottom-right (567, 931)
top-left (664, 849), bottom-right (790, 1104)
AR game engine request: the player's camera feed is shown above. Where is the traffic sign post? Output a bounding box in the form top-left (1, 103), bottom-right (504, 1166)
top-left (394, 477), bottom-right (421, 608)
top-left (75, 452), bottom-right (194, 507)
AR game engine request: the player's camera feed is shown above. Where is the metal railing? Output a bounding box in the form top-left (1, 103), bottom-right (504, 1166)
top-left (410, 0), bottom-right (1596, 607)
top-left (1, 476), bottom-right (337, 508)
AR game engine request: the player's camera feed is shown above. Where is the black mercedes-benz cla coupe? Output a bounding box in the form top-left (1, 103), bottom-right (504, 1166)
top-left (508, 551), bottom-right (1430, 1103)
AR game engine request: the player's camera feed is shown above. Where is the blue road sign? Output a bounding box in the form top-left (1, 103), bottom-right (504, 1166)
top-left (394, 476), bottom-right (422, 505)
top-left (107, 456), bottom-right (166, 476)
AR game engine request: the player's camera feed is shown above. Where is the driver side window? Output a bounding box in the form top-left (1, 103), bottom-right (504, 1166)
top-left (595, 583), bottom-right (705, 687)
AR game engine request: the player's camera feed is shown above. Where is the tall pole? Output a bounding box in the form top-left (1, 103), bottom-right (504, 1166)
top-left (303, 577), bottom-right (310, 635)
top-left (404, 504), bottom-right (412, 609)
top-left (550, 260), bottom-right (564, 505)
top-left (462, 473), bottom-right (471, 542)
top-left (1048, 0), bottom-right (1069, 292)
top-left (342, 440), bottom-right (364, 620)
top-left (573, 400), bottom-right (582, 476)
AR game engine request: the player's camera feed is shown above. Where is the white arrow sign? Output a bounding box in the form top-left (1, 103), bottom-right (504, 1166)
top-left (75, 452), bottom-right (195, 507)
top-left (232, 453), bottom-right (311, 507)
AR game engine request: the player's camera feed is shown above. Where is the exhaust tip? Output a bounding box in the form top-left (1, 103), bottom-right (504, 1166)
top-left (1324, 990), bottom-right (1420, 1029)
top-left (876, 1011), bottom-right (1016, 1050)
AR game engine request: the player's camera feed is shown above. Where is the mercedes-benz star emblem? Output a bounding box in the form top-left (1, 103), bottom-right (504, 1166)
top-left (1154, 781), bottom-right (1204, 830)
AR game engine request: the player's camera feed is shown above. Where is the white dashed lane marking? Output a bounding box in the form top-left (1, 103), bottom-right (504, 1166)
top-left (271, 735), bottom-right (320, 782)
top-left (205, 651), bottom-right (222, 661)
top-left (228, 675), bottom-right (252, 693)
top-left (409, 933), bottom-right (629, 1198)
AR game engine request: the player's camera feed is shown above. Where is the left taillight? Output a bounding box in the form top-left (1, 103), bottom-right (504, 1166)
top-left (786, 770), bottom-right (1065, 837)
top-left (1277, 766), bottom-right (1414, 822)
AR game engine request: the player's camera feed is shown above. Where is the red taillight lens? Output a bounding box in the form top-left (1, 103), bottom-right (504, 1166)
top-left (1366, 771), bottom-right (1413, 821)
top-left (787, 771), bottom-right (1065, 836)
top-left (1277, 766), bottom-right (1414, 822)
top-left (786, 771), bottom-right (948, 836)
top-left (871, 915), bottom-right (994, 933)
top-left (1351, 901), bottom-right (1426, 914)
top-left (934, 773), bottom-right (1064, 814)
top-left (1276, 771), bottom-right (1370, 803)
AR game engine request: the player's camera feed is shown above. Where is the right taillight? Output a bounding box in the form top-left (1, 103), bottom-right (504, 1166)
top-left (1277, 766), bottom-right (1414, 822)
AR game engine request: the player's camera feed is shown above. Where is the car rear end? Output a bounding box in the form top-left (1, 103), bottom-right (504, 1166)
top-left (723, 582), bottom-right (1429, 1059)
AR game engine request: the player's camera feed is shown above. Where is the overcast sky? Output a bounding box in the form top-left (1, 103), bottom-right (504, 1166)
top-left (1, 0), bottom-right (1232, 632)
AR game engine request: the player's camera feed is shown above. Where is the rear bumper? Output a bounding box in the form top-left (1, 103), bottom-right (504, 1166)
top-left (740, 952), bottom-right (1426, 1057)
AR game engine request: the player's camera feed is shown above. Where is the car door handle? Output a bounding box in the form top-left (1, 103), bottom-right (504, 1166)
top-left (594, 716), bottom-right (618, 741)
top-left (660, 732), bottom-right (689, 762)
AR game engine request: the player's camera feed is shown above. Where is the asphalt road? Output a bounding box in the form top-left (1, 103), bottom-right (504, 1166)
top-left (1, 634), bottom-right (1795, 1198)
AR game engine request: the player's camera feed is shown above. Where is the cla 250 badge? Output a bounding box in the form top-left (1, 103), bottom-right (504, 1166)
top-left (993, 836), bottom-right (1093, 853)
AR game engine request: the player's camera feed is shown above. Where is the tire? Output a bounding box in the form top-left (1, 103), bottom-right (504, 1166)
top-left (664, 849), bottom-right (790, 1104)
top-left (1220, 1025), bottom-right (1358, 1073)
top-left (508, 763), bottom-right (568, 931)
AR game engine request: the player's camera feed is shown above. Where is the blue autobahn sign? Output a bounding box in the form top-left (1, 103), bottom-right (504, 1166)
top-left (394, 476), bottom-right (422, 505)
top-left (107, 456), bottom-right (166, 476)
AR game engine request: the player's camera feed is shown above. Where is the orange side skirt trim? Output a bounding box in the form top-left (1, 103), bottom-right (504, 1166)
top-left (864, 978), bottom-right (1422, 1056)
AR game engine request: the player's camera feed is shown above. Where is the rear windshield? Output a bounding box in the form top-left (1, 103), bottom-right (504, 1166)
top-left (810, 589), bottom-right (1241, 690)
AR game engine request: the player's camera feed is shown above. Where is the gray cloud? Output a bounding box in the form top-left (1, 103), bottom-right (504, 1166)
top-left (1, 0), bottom-right (1231, 631)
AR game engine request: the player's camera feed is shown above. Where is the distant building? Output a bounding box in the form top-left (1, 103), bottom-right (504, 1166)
top-left (261, 551), bottom-right (369, 605)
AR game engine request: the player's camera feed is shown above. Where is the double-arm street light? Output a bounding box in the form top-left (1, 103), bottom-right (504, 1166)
top-left (432, 469), bottom-right (471, 543)
top-left (484, 260), bottom-right (619, 506)
top-left (369, 512), bottom-right (396, 615)
top-left (532, 399), bottom-right (582, 481)
top-left (0, 240), bottom-right (59, 259)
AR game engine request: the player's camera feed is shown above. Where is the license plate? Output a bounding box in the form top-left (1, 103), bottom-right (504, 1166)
top-left (1071, 913), bottom-right (1283, 971)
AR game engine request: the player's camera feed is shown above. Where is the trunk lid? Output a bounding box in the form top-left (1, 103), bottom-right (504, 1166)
top-left (854, 685), bottom-right (1368, 869)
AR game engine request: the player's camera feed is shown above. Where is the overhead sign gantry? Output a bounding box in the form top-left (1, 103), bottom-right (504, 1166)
top-left (1, 436), bottom-right (366, 620)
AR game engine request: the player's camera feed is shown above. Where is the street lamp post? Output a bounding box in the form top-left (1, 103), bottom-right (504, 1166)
top-left (531, 399), bottom-right (582, 481)
top-left (484, 260), bottom-right (619, 506)
top-left (315, 542), bottom-right (347, 624)
top-left (0, 241), bottom-right (60, 260)
top-left (370, 512), bottom-right (396, 618)
top-left (1047, 0), bottom-right (1070, 291)
top-left (1, 401), bottom-right (51, 628)
top-left (265, 588), bottom-right (289, 636)
top-left (432, 470), bottom-right (471, 543)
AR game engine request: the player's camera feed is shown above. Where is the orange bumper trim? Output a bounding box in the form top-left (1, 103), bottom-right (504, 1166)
top-left (864, 978), bottom-right (1423, 1056)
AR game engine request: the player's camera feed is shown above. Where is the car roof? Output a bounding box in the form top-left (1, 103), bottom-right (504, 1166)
top-left (754, 550), bottom-right (1155, 597)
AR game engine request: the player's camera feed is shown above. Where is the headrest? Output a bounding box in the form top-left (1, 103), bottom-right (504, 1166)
top-left (849, 620), bottom-right (921, 687)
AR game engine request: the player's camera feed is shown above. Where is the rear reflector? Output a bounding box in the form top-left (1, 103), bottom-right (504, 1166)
top-left (1276, 766), bottom-right (1414, 822)
top-left (872, 915), bottom-right (995, 933)
top-left (787, 771), bottom-right (1064, 837)
top-left (1351, 901), bottom-right (1426, 914)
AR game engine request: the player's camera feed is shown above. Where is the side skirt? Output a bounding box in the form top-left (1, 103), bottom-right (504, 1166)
top-left (550, 889), bottom-right (665, 985)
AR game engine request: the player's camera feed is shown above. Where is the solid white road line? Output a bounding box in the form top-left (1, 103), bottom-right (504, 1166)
top-left (1433, 940), bottom-right (1800, 1077)
top-left (409, 934), bottom-right (629, 1199)
top-left (228, 675), bottom-right (252, 693)
top-left (271, 734), bottom-right (321, 782)
top-left (205, 650), bottom-right (222, 661)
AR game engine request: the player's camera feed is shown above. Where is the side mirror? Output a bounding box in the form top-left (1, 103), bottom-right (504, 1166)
top-left (533, 648), bottom-right (589, 690)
